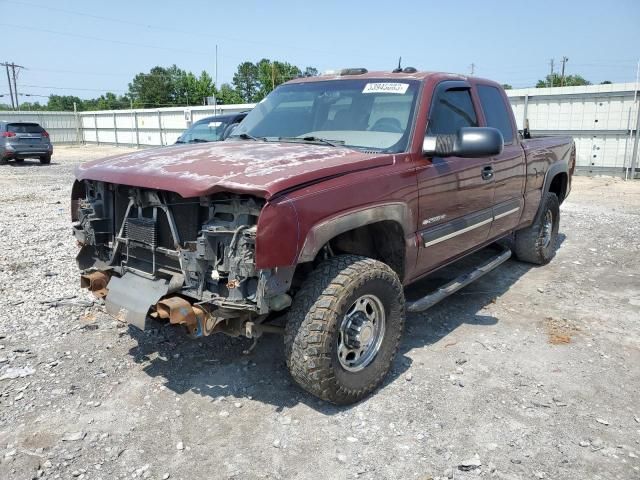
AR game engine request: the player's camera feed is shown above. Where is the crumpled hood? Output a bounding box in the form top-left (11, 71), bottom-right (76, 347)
top-left (75, 141), bottom-right (392, 199)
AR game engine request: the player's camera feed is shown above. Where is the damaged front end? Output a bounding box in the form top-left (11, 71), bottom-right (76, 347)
top-left (71, 180), bottom-right (293, 338)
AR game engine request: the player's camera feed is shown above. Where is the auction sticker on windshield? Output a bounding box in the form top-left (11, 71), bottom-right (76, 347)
top-left (362, 83), bottom-right (409, 94)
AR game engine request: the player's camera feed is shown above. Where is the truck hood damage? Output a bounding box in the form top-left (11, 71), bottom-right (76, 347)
top-left (75, 142), bottom-right (391, 199)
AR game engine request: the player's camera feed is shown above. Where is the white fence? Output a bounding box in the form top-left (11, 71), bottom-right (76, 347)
top-left (507, 83), bottom-right (640, 177)
top-left (1, 83), bottom-right (639, 177)
top-left (79, 104), bottom-right (253, 146)
top-left (0, 110), bottom-right (80, 144)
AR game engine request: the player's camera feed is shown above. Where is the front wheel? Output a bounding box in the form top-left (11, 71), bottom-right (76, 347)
top-left (284, 255), bottom-right (405, 404)
top-left (514, 192), bottom-right (560, 265)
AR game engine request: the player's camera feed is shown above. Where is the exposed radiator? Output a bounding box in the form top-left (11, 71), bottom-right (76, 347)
top-left (125, 217), bottom-right (157, 248)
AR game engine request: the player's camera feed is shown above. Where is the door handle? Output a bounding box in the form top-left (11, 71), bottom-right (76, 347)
top-left (481, 166), bottom-right (494, 181)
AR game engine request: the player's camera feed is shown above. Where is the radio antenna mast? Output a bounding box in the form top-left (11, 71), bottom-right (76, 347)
top-left (393, 57), bottom-right (402, 73)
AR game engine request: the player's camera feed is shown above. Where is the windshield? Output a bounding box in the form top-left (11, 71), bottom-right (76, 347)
top-left (177, 119), bottom-right (230, 143)
top-left (232, 79), bottom-right (420, 152)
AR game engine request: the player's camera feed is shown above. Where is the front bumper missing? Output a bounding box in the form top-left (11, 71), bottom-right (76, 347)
top-left (104, 273), bottom-right (170, 330)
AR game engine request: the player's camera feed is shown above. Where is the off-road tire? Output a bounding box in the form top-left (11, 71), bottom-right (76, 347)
top-left (284, 255), bottom-right (405, 404)
top-left (514, 192), bottom-right (560, 265)
top-left (39, 155), bottom-right (51, 164)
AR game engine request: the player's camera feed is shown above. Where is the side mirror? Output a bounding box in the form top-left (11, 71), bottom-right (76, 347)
top-left (423, 127), bottom-right (504, 158)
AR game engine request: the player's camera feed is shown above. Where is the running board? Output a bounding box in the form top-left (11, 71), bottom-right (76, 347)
top-left (407, 249), bottom-right (512, 313)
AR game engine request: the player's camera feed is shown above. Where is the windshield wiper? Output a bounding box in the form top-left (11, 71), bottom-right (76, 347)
top-left (279, 136), bottom-right (345, 147)
top-left (233, 132), bottom-right (265, 141)
top-left (189, 138), bottom-right (210, 143)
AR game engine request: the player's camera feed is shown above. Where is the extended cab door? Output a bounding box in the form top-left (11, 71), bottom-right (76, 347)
top-left (475, 84), bottom-right (526, 237)
top-left (414, 81), bottom-right (495, 275)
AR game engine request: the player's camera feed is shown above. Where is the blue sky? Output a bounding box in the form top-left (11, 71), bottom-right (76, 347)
top-left (2, 0), bottom-right (639, 100)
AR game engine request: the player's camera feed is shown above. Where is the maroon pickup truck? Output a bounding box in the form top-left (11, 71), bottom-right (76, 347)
top-left (71, 69), bottom-right (575, 404)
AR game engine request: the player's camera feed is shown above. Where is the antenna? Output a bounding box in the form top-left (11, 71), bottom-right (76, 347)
top-left (393, 57), bottom-right (402, 73)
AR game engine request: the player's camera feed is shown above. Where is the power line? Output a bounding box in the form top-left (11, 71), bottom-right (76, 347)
top-left (21, 84), bottom-right (127, 93)
top-left (4, 0), bottom-right (385, 60)
top-left (1, 61), bottom-right (24, 110)
top-left (29, 67), bottom-right (132, 77)
top-left (0, 24), bottom-right (212, 57)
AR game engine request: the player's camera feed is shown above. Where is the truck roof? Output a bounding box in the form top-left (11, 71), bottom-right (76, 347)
top-left (287, 70), bottom-right (480, 85)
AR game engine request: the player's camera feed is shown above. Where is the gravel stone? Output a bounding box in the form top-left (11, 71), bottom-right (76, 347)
top-left (0, 148), bottom-right (638, 479)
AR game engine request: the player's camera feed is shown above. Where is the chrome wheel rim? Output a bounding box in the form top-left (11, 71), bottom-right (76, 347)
top-left (540, 210), bottom-right (554, 248)
top-left (337, 294), bottom-right (386, 372)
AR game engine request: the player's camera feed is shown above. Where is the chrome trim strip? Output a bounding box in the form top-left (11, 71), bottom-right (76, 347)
top-left (423, 217), bottom-right (493, 247)
top-left (422, 206), bottom-right (520, 248)
top-left (493, 206), bottom-right (520, 220)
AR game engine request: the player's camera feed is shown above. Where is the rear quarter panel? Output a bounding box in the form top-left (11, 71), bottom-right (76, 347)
top-left (519, 136), bottom-right (574, 227)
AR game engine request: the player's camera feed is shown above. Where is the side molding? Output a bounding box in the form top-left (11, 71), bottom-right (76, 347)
top-left (298, 203), bottom-right (412, 263)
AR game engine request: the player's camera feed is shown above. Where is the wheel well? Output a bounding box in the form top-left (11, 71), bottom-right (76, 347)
top-left (325, 221), bottom-right (406, 280)
top-left (548, 172), bottom-right (568, 204)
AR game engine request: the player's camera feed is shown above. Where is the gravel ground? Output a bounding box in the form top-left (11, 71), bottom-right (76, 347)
top-left (1, 146), bottom-right (639, 480)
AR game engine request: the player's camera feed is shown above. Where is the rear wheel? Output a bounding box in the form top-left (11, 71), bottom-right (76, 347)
top-left (39, 154), bottom-right (51, 164)
top-left (514, 192), bottom-right (560, 265)
top-left (284, 255), bottom-right (405, 404)
top-left (14, 158), bottom-right (24, 163)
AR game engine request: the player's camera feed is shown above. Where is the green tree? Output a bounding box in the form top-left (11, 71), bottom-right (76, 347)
top-left (14, 101), bottom-right (45, 111)
top-left (217, 83), bottom-right (244, 105)
top-left (128, 66), bottom-right (177, 107)
top-left (536, 73), bottom-right (591, 88)
top-left (303, 66), bottom-right (319, 77)
top-left (83, 92), bottom-right (132, 110)
top-left (236, 59), bottom-right (304, 102)
top-left (194, 71), bottom-right (216, 105)
top-left (232, 62), bottom-right (259, 102)
top-left (47, 95), bottom-right (84, 111)
top-left (174, 71), bottom-right (198, 105)
top-left (501, 84), bottom-right (513, 90)
top-left (600, 80), bottom-right (612, 84)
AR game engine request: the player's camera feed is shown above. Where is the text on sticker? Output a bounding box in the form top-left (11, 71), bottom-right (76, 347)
top-left (362, 83), bottom-right (409, 94)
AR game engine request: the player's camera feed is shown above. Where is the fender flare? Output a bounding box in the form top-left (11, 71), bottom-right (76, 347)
top-left (297, 202), bottom-right (413, 263)
top-left (542, 160), bottom-right (569, 198)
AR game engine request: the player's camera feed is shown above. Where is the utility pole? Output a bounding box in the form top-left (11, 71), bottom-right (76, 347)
top-left (1, 62), bottom-right (25, 110)
top-left (469, 63), bottom-right (475, 75)
top-left (549, 59), bottom-right (555, 87)
top-left (560, 56), bottom-right (569, 87)
top-left (215, 44), bottom-right (218, 88)
top-left (3, 62), bottom-right (15, 110)
top-left (11, 63), bottom-right (20, 110)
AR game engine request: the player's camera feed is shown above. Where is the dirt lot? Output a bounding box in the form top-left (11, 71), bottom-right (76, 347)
top-left (1, 145), bottom-right (639, 480)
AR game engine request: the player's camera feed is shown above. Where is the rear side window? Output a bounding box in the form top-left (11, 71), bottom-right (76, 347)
top-left (8, 123), bottom-right (43, 134)
top-left (427, 88), bottom-right (477, 135)
top-left (477, 85), bottom-right (514, 143)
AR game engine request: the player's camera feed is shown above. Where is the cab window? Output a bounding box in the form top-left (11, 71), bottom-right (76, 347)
top-left (477, 85), bottom-right (514, 144)
top-left (427, 88), bottom-right (478, 135)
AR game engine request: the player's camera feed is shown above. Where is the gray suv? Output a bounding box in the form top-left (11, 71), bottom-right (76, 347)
top-left (1, 121), bottom-right (53, 164)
